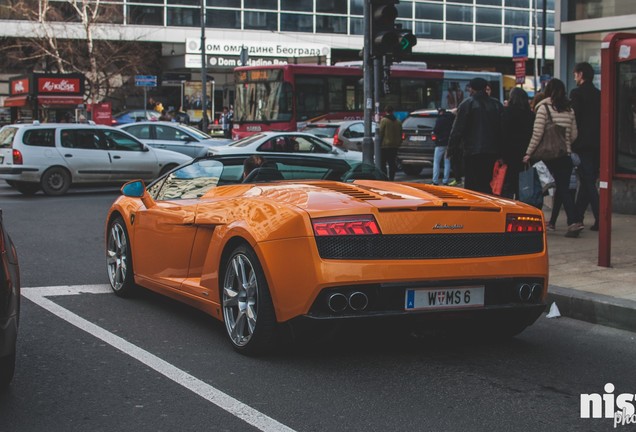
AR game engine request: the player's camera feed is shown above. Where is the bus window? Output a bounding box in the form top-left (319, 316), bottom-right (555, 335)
top-left (328, 77), bottom-right (345, 111)
top-left (235, 80), bottom-right (290, 122)
top-left (296, 77), bottom-right (326, 121)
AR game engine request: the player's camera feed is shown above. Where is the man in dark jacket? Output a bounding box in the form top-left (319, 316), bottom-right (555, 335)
top-left (570, 62), bottom-right (601, 231)
top-left (448, 77), bottom-right (503, 194)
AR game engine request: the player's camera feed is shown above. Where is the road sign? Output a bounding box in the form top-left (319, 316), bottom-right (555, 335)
top-left (135, 75), bottom-right (157, 87)
top-left (512, 34), bottom-right (528, 59)
top-left (515, 60), bottom-right (526, 84)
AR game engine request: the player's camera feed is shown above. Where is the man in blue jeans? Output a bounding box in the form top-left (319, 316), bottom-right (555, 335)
top-left (432, 107), bottom-right (455, 185)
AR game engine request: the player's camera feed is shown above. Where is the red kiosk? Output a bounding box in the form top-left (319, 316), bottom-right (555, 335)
top-left (3, 73), bottom-right (85, 123)
top-left (599, 33), bottom-right (636, 267)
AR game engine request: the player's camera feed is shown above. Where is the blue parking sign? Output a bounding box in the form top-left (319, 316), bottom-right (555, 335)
top-left (513, 34), bottom-right (528, 59)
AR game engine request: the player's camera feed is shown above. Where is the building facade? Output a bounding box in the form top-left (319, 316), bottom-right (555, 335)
top-left (0, 0), bottom-right (556, 117)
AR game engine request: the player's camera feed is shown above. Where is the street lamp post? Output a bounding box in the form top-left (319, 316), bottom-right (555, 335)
top-left (200, 0), bottom-right (208, 132)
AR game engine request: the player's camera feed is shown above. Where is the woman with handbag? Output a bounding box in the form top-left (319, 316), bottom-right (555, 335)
top-left (522, 78), bottom-right (583, 238)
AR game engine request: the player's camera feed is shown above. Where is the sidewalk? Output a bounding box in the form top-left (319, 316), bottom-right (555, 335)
top-left (543, 204), bottom-right (636, 332)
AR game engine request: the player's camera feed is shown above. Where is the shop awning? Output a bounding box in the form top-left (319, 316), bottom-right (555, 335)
top-left (4, 95), bottom-right (29, 107)
top-left (37, 95), bottom-right (84, 105)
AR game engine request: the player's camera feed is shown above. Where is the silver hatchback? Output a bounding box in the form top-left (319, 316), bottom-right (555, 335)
top-left (0, 122), bottom-right (192, 195)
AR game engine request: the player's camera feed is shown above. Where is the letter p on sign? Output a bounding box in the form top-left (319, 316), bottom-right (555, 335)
top-left (513, 34), bottom-right (528, 59)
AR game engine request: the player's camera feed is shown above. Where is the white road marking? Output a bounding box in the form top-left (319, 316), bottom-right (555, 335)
top-left (22, 285), bottom-right (297, 432)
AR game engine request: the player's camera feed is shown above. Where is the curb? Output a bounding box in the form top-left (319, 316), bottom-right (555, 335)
top-left (546, 285), bottom-right (636, 333)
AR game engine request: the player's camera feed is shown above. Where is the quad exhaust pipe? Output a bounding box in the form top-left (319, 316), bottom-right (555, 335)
top-left (327, 291), bottom-right (369, 312)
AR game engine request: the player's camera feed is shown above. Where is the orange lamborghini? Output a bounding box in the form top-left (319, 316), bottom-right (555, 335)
top-left (106, 154), bottom-right (548, 355)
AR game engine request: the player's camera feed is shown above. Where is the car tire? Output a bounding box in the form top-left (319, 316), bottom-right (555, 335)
top-left (0, 346), bottom-right (16, 389)
top-left (107, 216), bottom-right (136, 297)
top-left (401, 165), bottom-right (422, 176)
top-left (221, 244), bottom-right (277, 356)
top-left (6, 181), bottom-right (39, 195)
top-left (40, 167), bottom-right (71, 196)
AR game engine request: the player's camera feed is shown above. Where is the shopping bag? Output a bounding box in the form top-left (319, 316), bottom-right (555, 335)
top-left (532, 160), bottom-right (555, 192)
top-left (490, 160), bottom-right (507, 196)
top-left (518, 166), bottom-right (543, 209)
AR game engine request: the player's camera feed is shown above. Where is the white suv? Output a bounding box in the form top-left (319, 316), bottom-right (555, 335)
top-left (0, 122), bottom-right (192, 196)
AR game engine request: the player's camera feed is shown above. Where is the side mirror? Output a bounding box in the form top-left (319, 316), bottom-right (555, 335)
top-left (121, 180), bottom-right (156, 208)
top-left (121, 180), bottom-right (145, 197)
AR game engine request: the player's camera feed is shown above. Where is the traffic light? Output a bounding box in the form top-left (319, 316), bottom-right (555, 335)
top-left (370, 0), bottom-right (399, 58)
top-left (397, 29), bottom-right (417, 55)
top-left (370, 2), bottom-right (417, 59)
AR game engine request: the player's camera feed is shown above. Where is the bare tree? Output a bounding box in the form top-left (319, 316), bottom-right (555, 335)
top-left (0, 0), bottom-right (160, 103)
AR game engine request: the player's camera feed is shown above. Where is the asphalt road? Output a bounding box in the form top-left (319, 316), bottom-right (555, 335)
top-left (1, 180), bottom-right (634, 432)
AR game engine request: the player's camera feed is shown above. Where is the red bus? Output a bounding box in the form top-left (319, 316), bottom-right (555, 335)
top-left (232, 63), bottom-right (502, 139)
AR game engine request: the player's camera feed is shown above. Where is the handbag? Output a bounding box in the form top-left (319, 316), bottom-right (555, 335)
top-left (518, 165), bottom-right (543, 209)
top-left (490, 159), bottom-right (507, 195)
top-left (532, 105), bottom-right (568, 161)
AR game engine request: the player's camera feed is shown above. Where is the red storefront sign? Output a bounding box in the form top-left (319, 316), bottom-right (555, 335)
top-left (37, 77), bottom-right (81, 94)
top-left (11, 78), bottom-right (29, 95)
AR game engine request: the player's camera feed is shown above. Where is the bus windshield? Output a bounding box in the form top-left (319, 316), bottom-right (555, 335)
top-left (235, 81), bottom-right (292, 123)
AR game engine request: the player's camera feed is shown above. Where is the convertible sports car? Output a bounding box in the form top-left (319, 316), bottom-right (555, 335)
top-left (106, 154), bottom-right (548, 355)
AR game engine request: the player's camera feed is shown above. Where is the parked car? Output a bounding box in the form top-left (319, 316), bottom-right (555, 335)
top-left (112, 109), bottom-right (161, 125)
top-left (119, 121), bottom-right (231, 158)
top-left (397, 109), bottom-right (439, 176)
top-left (208, 132), bottom-right (362, 162)
top-left (106, 153), bottom-right (548, 355)
top-left (0, 122), bottom-right (192, 196)
top-left (0, 209), bottom-right (19, 389)
top-left (301, 120), bottom-right (376, 152)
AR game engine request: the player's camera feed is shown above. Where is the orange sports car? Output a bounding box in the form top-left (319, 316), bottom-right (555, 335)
top-left (106, 154), bottom-right (548, 355)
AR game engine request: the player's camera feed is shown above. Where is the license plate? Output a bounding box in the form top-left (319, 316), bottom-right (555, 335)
top-left (405, 286), bottom-right (485, 310)
top-left (410, 136), bottom-right (427, 141)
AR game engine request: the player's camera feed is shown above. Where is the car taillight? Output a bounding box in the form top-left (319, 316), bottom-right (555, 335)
top-left (506, 215), bottom-right (543, 232)
top-left (12, 149), bottom-right (23, 165)
top-left (401, 132), bottom-right (405, 140)
top-left (332, 128), bottom-right (343, 147)
top-left (431, 134), bottom-right (437, 141)
top-left (312, 215), bottom-right (381, 236)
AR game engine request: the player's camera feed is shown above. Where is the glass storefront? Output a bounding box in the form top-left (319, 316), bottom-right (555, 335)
top-left (570, 0), bottom-right (635, 20)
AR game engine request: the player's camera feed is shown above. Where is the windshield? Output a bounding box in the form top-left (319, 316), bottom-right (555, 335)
top-left (228, 134), bottom-right (266, 148)
top-left (180, 124), bottom-right (211, 139)
top-left (0, 127), bottom-right (17, 148)
top-left (302, 125), bottom-right (338, 138)
top-left (402, 116), bottom-right (437, 130)
top-left (235, 81), bottom-right (292, 123)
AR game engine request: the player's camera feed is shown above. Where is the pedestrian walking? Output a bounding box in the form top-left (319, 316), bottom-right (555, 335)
top-left (378, 105), bottom-right (402, 181)
top-left (448, 77), bottom-right (504, 194)
top-left (523, 78), bottom-right (583, 237)
top-left (501, 87), bottom-right (534, 198)
top-left (220, 106), bottom-right (232, 138)
top-left (432, 107), bottom-right (455, 185)
top-left (570, 62), bottom-right (601, 231)
top-left (547, 165), bottom-right (578, 230)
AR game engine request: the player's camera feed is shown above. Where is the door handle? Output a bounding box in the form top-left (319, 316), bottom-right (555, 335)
top-left (64, 154), bottom-right (73, 157)
top-left (113, 155), bottom-right (121, 159)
